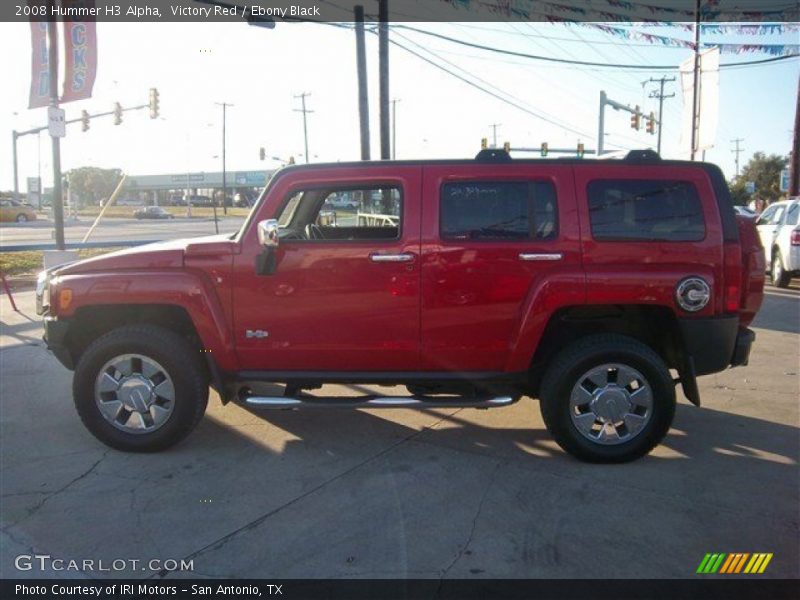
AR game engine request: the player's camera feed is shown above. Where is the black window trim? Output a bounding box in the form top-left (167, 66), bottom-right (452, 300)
top-left (586, 178), bottom-right (708, 243)
top-left (276, 182), bottom-right (404, 244)
top-left (438, 178), bottom-right (560, 243)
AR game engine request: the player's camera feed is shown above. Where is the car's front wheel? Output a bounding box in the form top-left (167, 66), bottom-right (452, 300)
top-left (539, 334), bottom-right (676, 463)
top-left (73, 325), bottom-right (209, 452)
top-left (771, 252), bottom-right (791, 288)
top-left (16, 214), bottom-right (28, 223)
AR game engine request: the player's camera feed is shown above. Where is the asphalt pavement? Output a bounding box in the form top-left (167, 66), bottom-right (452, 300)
top-left (0, 217), bottom-right (245, 249)
top-left (0, 285), bottom-right (798, 580)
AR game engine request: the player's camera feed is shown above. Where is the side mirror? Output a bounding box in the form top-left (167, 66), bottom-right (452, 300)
top-left (256, 220), bottom-right (279, 276)
top-left (258, 219), bottom-right (279, 248)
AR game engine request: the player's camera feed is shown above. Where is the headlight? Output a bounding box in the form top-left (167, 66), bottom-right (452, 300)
top-left (35, 271), bottom-right (50, 315)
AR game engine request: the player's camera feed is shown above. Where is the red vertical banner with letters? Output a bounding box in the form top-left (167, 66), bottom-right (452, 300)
top-left (28, 12), bottom-right (50, 109)
top-left (60, 0), bottom-right (97, 104)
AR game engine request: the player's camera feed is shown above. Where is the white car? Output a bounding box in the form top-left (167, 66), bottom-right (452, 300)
top-left (756, 198), bottom-right (800, 288)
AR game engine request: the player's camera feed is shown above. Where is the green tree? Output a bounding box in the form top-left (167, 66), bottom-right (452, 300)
top-left (67, 167), bottom-right (123, 207)
top-left (729, 152), bottom-right (788, 205)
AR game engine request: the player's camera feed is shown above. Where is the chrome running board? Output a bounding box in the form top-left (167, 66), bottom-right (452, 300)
top-left (242, 395), bottom-right (518, 409)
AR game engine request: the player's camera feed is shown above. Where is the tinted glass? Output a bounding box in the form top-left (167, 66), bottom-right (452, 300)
top-left (440, 181), bottom-right (557, 241)
top-left (786, 204), bottom-right (799, 226)
top-left (756, 205), bottom-right (777, 226)
top-left (588, 180), bottom-right (705, 242)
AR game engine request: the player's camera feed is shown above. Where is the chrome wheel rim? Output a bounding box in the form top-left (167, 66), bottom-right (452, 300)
top-left (94, 354), bottom-right (175, 434)
top-left (569, 363), bottom-right (653, 445)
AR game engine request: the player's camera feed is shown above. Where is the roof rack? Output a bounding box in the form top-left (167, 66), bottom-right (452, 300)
top-left (474, 148), bottom-right (512, 163)
top-left (624, 149), bottom-right (661, 163)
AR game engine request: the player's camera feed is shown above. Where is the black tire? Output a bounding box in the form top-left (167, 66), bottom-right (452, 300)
top-left (771, 251), bottom-right (791, 288)
top-left (539, 334), bottom-right (676, 463)
top-left (16, 214), bottom-right (28, 223)
top-left (73, 325), bottom-right (208, 452)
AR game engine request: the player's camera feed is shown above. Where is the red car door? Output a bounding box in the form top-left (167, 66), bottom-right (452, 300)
top-left (420, 163), bottom-right (583, 374)
top-left (231, 166), bottom-right (422, 372)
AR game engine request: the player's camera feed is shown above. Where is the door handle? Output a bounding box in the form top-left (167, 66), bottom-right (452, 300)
top-left (369, 252), bottom-right (415, 263)
top-left (519, 253), bottom-right (563, 261)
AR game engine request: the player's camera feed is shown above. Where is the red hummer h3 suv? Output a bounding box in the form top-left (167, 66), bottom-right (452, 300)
top-left (37, 150), bottom-right (765, 462)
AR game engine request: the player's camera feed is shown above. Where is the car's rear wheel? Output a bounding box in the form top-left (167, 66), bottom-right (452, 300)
top-left (16, 214), bottom-right (28, 223)
top-left (771, 252), bottom-right (791, 288)
top-left (539, 334), bottom-right (676, 463)
top-left (74, 325), bottom-right (208, 452)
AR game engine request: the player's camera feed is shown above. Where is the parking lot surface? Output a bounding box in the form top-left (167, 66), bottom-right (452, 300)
top-left (1, 285), bottom-right (798, 579)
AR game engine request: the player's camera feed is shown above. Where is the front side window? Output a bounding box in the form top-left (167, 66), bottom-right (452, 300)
top-left (756, 205), bottom-right (777, 226)
top-left (587, 180), bottom-right (705, 242)
top-left (275, 185), bottom-right (401, 241)
top-left (440, 181), bottom-right (557, 241)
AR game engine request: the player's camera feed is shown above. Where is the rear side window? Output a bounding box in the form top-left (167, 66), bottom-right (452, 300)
top-left (587, 180), bottom-right (705, 242)
top-left (786, 204), bottom-right (799, 226)
top-left (440, 181), bottom-right (557, 241)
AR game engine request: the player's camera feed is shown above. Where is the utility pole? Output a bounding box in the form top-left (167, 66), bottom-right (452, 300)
top-left (215, 102), bottom-right (233, 222)
top-left (790, 76), bottom-right (799, 196)
top-left (354, 5), bottom-right (371, 160)
top-left (690, 0), bottom-right (702, 161)
top-left (731, 138), bottom-right (745, 178)
top-left (293, 92), bottom-right (313, 163)
top-left (392, 98), bottom-right (400, 159)
top-left (12, 131), bottom-right (19, 202)
top-left (378, 0), bottom-right (390, 160)
top-left (48, 0), bottom-right (65, 250)
top-left (490, 123), bottom-right (501, 148)
top-left (598, 91), bottom-right (606, 156)
top-left (648, 76), bottom-right (675, 155)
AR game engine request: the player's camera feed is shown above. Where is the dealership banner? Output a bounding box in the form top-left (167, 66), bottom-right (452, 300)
top-left (28, 13), bottom-right (50, 108)
top-left (60, 0), bottom-right (97, 104)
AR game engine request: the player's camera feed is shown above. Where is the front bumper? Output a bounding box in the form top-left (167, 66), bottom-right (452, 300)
top-left (678, 316), bottom-right (754, 375)
top-left (43, 317), bottom-right (74, 370)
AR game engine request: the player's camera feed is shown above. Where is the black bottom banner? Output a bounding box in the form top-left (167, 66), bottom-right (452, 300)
top-left (2, 579), bottom-right (799, 600)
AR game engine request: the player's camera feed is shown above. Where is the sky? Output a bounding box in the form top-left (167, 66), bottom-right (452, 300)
top-left (1, 19), bottom-right (798, 192)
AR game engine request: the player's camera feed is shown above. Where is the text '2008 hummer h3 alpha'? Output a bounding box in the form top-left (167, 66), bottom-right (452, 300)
top-left (37, 149), bottom-right (765, 462)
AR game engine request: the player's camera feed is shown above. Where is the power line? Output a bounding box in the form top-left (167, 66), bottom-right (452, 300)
top-left (391, 25), bottom-right (800, 71)
top-left (379, 32), bottom-right (597, 141)
top-left (394, 31), bottom-right (588, 136)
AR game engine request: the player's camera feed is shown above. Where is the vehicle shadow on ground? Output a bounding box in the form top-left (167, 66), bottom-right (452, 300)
top-left (227, 386), bottom-right (799, 471)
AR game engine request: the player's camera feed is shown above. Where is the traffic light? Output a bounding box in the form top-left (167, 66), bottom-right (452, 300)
top-left (481, 137), bottom-right (488, 150)
top-left (259, 147), bottom-right (266, 161)
top-left (646, 112), bottom-right (656, 135)
top-left (113, 102), bottom-right (122, 126)
top-left (503, 141), bottom-right (511, 153)
top-left (577, 142), bottom-right (585, 158)
top-left (540, 142), bottom-right (548, 157)
top-left (81, 110), bottom-right (90, 133)
top-left (149, 88), bottom-right (160, 119)
top-left (630, 105), bottom-right (641, 130)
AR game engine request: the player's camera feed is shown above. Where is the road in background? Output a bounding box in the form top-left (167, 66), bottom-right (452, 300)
top-left (0, 217), bottom-right (245, 249)
top-left (0, 284), bottom-right (797, 579)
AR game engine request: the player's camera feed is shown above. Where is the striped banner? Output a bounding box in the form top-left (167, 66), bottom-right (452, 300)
top-left (697, 553), bottom-right (773, 574)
